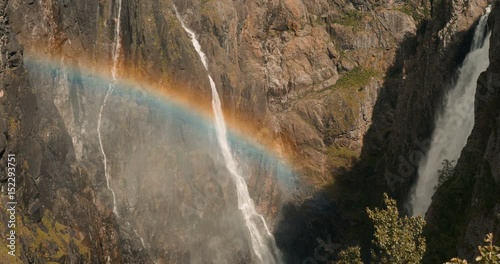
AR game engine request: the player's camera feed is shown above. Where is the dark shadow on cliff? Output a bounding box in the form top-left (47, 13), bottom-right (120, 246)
top-left (274, 13), bottom-right (481, 262)
top-left (273, 28), bottom-right (423, 264)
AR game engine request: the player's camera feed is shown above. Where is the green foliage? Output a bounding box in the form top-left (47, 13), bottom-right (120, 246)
top-left (446, 258), bottom-right (468, 264)
top-left (8, 117), bottom-right (17, 136)
top-left (445, 233), bottom-right (500, 264)
top-left (476, 233), bottom-right (500, 263)
top-left (332, 10), bottom-right (365, 30)
top-left (334, 67), bottom-right (379, 90)
top-left (335, 246), bottom-right (363, 264)
top-left (327, 145), bottom-right (359, 169)
top-left (424, 157), bottom-right (499, 262)
top-left (367, 193), bottom-right (426, 263)
top-left (435, 159), bottom-right (456, 190)
top-left (398, 1), bottom-right (430, 23)
top-left (399, 4), bottom-right (417, 19)
top-left (340, 196), bottom-right (498, 264)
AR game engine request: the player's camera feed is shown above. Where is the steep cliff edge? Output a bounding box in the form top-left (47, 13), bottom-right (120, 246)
top-left (375, 0), bottom-right (488, 201)
top-left (424, 3), bottom-right (500, 262)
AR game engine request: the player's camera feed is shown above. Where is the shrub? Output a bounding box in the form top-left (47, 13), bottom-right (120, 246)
top-left (445, 233), bottom-right (500, 264)
top-left (435, 159), bottom-right (456, 190)
top-left (334, 67), bottom-right (379, 90)
top-left (367, 193), bottom-right (426, 263)
top-left (335, 246), bottom-right (363, 264)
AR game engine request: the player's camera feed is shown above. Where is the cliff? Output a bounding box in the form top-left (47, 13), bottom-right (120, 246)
top-left (424, 2), bottom-right (500, 262)
top-left (0, 0), bottom-right (498, 263)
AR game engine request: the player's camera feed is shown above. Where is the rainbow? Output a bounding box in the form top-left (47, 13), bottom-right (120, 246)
top-left (23, 52), bottom-right (298, 188)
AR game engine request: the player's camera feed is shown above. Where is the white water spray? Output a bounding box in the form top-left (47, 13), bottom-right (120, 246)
top-left (97, 0), bottom-right (122, 217)
top-left (174, 6), bottom-right (281, 263)
top-left (409, 7), bottom-right (491, 216)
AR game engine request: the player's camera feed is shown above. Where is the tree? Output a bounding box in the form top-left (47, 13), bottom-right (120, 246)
top-left (335, 246), bottom-right (363, 264)
top-left (476, 233), bottom-right (500, 263)
top-left (435, 159), bottom-right (456, 190)
top-left (445, 258), bottom-right (468, 264)
top-left (366, 193), bottom-right (426, 263)
top-left (445, 233), bottom-right (500, 264)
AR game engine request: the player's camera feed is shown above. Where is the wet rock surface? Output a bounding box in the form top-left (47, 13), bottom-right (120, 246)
top-left (0, 0), bottom-right (498, 263)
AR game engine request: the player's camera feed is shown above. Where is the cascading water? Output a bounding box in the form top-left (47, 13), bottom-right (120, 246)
top-left (97, 0), bottom-right (122, 216)
top-left (174, 6), bottom-right (282, 264)
top-left (95, 3), bottom-right (152, 260)
top-left (409, 6), bottom-right (491, 216)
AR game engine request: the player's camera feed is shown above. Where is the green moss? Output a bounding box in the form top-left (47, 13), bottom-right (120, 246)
top-left (22, 160), bottom-right (29, 170)
top-left (333, 67), bottom-right (379, 90)
top-left (16, 210), bottom-right (90, 261)
top-left (8, 117), bottom-right (17, 136)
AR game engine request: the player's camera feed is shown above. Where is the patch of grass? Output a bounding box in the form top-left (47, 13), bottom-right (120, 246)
top-left (8, 117), bottom-right (17, 136)
top-left (22, 160), bottom-right (29, 170)
top-left (399, 4), bottom-right (417, 19)
top-left (333, 67), bottom-right (379, 90)
top-left (398, 2), bottom-right (430, 23)
top-left (332, 10), bottom-right (366, 30)
top-left (14, 210), bottom-right (91, 261)
top-left (327, 145), bottom-right (359, 169)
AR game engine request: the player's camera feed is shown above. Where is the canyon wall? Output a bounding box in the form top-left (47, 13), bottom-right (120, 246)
top-left (0, 0), bottom-right (498, 263)
top-left (424, 3), bottom-right (500, 262)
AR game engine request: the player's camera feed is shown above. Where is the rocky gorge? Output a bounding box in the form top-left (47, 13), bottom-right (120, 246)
top-left (0, 0), bottom-right (498, 263)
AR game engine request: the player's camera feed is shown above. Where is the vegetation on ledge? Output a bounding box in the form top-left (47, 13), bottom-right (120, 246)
top-left (332, 10), bottom-right (366, 31)
top-left (333, 67), bottom-right (379, 90)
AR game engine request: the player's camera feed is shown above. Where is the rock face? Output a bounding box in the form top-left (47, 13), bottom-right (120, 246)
top-left (173, 0), bottom-right (418, 182)
top-left (0, 0), bottom-right (302, 262)
top-left (374, 0), bottom-right (489, 201)
top-left (424, 3), bottom-right (500, 262)
top-left (0, 0), bottom-right (422, 262)
top-left (0, 0), bottom-right (142, 263)
top-left (0, 0), bottom-right (498, 263)
top-left (351, 0), bottom-right (499, 262)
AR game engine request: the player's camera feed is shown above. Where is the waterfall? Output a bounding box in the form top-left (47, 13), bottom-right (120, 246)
top-left (174, 6), bottom-right (282, 263)
top-left (97, 4), bottom-right (152, 259)
top-left (409, 6), bottom-right (491, 216)
top-left (97, 0), bottom-right (122, 217)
